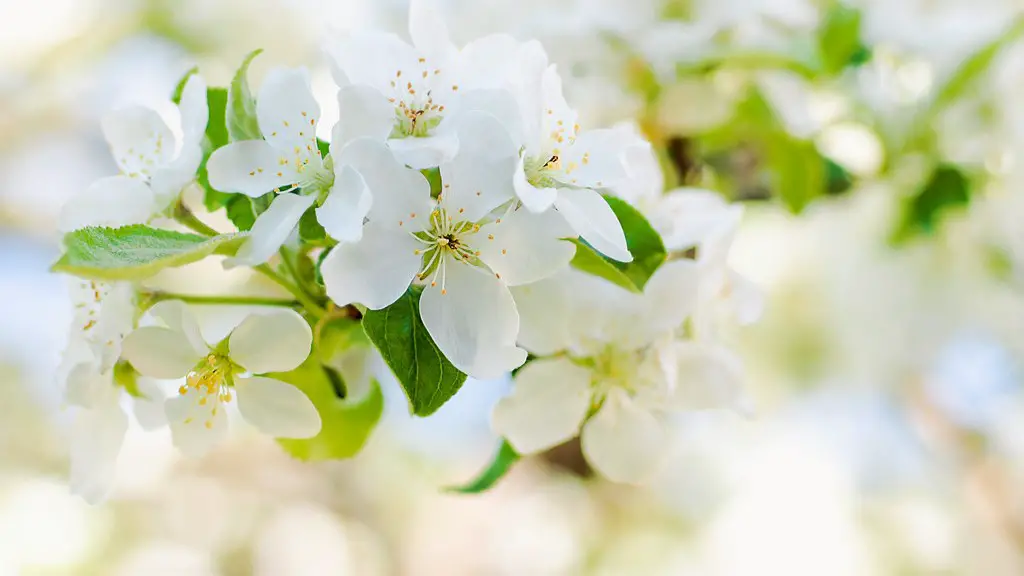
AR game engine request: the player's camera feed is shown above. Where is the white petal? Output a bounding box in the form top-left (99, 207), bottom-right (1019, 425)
top-left (63, 362), bottom-right (108, 408)
top-left (149, 155), bottom-right (197, 208)
top-left (554, 187), bottom-right (631, 262)
top-left (165, 394), bottom-right (228, 458)
top-left (491, 358), bottom-right (592, 454)
top-left (317, 165), bottom-right (371, 243)
top-left (510, 274), bottom-right (575, 355)
top-left (121, 327), bottom-right (200, 379)
top-left (336, 138), bottom-right (432, 231)
top-left (581, 390), bottom-right (667, 483)
top-left (537, 64), bottom-right (578, 154)
top-left (728, 270), bottom-right (764, 325)
top-left (408, 0), bottom-right (457, 62)
top-left (419, 260), bottom-right (527, 379)
top-left (458, 34), bottom-right (522, 90)
top-left (256, 67), bottom-right (321, 154)
top-left (235, 376), bottom-right (321, 438)
top-left (555, 128), bottom-right (630, 189)
top-left (225, 193), bottom-right (315, 268)
top-left (177, 74), bottom-right (209, 150)
top-left (102, 106), bottom-right (175, 177)
top-left (229, 310), bottom-right (312, 374)
top-left (477, 208), bottom-right (575, 286)
top-left (454, 88), bottom-right (525, 147)
top-left (332, 85), bottom-right (395, 148)
top-left (438, 111), bottom-right (518, 221)
top-left (206, 140), bottom-right (301, 197)
top-left (387, 132), bottom-right (459, 169)
top-left (320, 222), bottom-right (420, 309)
top-left (131, 379), bottom-right (168, 431)
top-left (59, 176), bottom-right (156, 232)
top-left (147, 300), bottom-right (208, 356)
top-left (663, 342), bottom-right (745, 411)
top-left (513, 155), bottom-right (558, 212)
top-left (69, 391), bottom-right (128, 504)
top-left (514, 41), bottom-right (551, 150)
top-left (637, 259), bottom-right (700, 339)
top-left (329, 32), bottom-right (420, 93)
top-left (654, 188), bottom-right (743, 253)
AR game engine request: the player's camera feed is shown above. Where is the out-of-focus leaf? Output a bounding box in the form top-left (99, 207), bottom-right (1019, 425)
top-left (273, 358), bottom-right (384, 461)
top-left (893, 164), bottom-right (971, 242)
top-left (818, 4), bottom-right (870, 74)
top-left (767, 136), bottom-right (826, 214)
top-left (446, 440), bottom-right (520, 493)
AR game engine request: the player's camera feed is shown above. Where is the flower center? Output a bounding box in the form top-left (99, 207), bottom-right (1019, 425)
top-left (385, 64), bottom-right (453, 138)
top-left (524, 150), bottom-right (584, 188)
top-left (588, 345), bottom-right (645, 399)
top-left (411, 207), bottom-right (482, 294)
top-left (178, 353), bottom-right (236, 429)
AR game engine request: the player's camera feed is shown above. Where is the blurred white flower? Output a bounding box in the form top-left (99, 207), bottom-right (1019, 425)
top-left (65, 278), bottom-right (135, 373)
top-left (496, 261), bottom-right (744, 482)
top-left (58, 74), bottom-right (208, 232)
top-left (322, 112), bottom-right (575, 378)
top-left (120, 301), bottom-right (320, 457)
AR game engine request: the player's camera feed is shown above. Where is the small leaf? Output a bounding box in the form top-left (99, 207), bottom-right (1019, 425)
top-left (273, 359), bottom-right (384, 461)
top-left (767, 136), bottom-right (826, 214)
top-left (227, 49), bottom-right (264, 142)
top-left (204, 87), bottom-right (230, 151)
top-left (446, 440), bottom-right (520, 494)
top-left (171, 66), bottom-right (199, 105)
top-left (52, 225), bottom-right (246, 281)
top-left (568, 239), bottom-right (640, 293)
top-left (298, 207), bottom-right (328, 244)
top-left (421, 167), bottom-right (442, 198)
top-left (931, 19), bottom-right (1024, 113)
top-left (317, 138), bottom-right (331, 159)
top-left (569, 195), bottom-right (666, 292)
top-left (224, 195), bottom-right (258, 231)
top-left (113, 360), bottom-right (142, 398)
top-left (818, 5), bottom-right (868, 74)
top-left (361, 286), bottom-right (468, 416)
top-left (892, 164), bottom-right (971, 243)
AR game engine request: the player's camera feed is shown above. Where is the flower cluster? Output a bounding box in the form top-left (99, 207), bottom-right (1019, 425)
top-left (53, 0), bottom-right (759, 503)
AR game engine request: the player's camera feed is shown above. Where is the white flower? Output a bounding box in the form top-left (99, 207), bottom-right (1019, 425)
top-left (66, 278), bottom-right (136, 373)
top-left (206, 67), bottom-right (373, 266)
top-left (59, 353), bottom-right (165, 504)
top-left (320, 112), bottom-right (576, 379)
top-left (59, 74), bottom-right (208, 232)
top-left (500, 45), bottom-right (638, 262)
top-left (495, 261), bottom-right (744, 483)
top-left (327, 0), bottom-right (528, 169)
top-left (120, 301), bottom-right (321, 457)
top-left (613, 132), bottom-right (764, 329)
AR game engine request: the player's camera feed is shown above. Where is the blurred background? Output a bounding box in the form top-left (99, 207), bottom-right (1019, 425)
top-left (4, 0), bottom-right (1024, 574)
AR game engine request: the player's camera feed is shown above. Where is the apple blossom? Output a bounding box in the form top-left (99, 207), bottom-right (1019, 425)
top-left (206, 67), bottom-right (372, 266)
top-left (120, 301), bottom-right (321, 457)
top-left (321, 112), bottom-right (576, 379)
top-left (496, 261), bottom-right (744, 483)
top-left (59, 74), bottom-right (209, 231)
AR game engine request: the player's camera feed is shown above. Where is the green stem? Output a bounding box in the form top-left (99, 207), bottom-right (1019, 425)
top-left (173, 200), bottom-right (221, 237)
top-left (142, 291), bottom-right (300, 309)
top-left (278, 247), bottom-right (318, 301)
top-left (254, 264), bottom-right (326, 317)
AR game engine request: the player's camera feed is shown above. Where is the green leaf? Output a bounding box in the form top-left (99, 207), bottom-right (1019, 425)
top-left (818, 5), bottom-right (868, 74)
top-left (52, 225), bottom-right (246, 281)
top-left (446, 440), bottom-right (520, 494)
top-left (224, 195), bottom-right (258, 231)
top-left (113, 360), bottom-right (142, 398)
top-left (932, 19), bottom-right (1024, 112)
top-left (273, 359), bottom-right (384, 461)
top-left (892, 164), bottom-right (971, 243)
top-left (569, 195), bottom-right (666, 292)
top-left (227, 49), bottom-right (264, 142)
top-left (317, 138), bottom-right (331, 159)
top-left (298, 207), bottom-right (328, 244)
top-left (204, 87), bottom-right (230, 150)
top-left (421, 167), bottom-right (442, 198)
top-left (171, 66), bottom-right (199, 104)
top-left (361, 286), bottom-right (468, 416)
top-left (767, 136), bottom-right (826, 214)
top-left (568, 239), bottom-right (640, 293)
